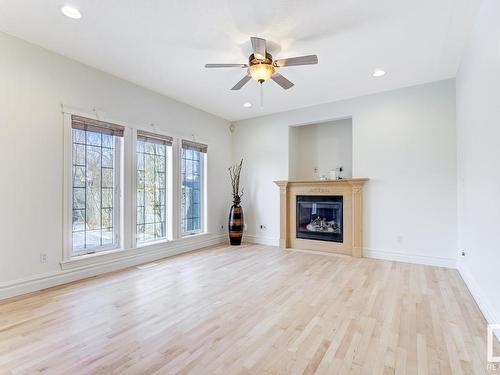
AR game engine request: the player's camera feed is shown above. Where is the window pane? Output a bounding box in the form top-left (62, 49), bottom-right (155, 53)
top-left (73, 143), bottom-right (85, 166)
top-left (144, 141), bottom-right (155, 154)
top-left (86, 230), bottom-right (101, 248)
top-left (137, 188), bottom-right (144, 207)
top-left (102, 134), bottom-right (113, 148)
top-left (137, 139), bottom-right (145, 153)
top-left (71, 128), bottom-right (118, 253)
top-left (102, 168), bottom-right (113, 188)
top-left (156, 143), bottom-right (165, 156)
top-left (73, 166), bottom-right (86, 187)
top-left (136, 136), bottom-right (168, 244)
top-left (73, 188), bottom-right (85, 209)
top-left (72, 209), bottom-right (85, 231)
top-left (86, 131), bottom-right (101, 146)
top-left (102, 229), bottom-right (113, 246)
top-left (181, 148), bottom-right (202, 234)
top-left (137, 206), bottom-right (144, 225)
top-left (137, 224), bottom-right (145, 242)
top-left (73, 231), bottom-right (85, 250)
top-left (73, 129), bottom-right (85, 144)
top-left (102, 208), bottom-right (112, 228)
top-left (137, 153), bottom-right (145, 171)
top-left (102, 188), bottom-right (113, 208)
top-left (102, 147), bottom-right (113, 167)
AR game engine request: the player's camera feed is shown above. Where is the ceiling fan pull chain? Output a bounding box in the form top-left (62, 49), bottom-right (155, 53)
top-left (260, 82), bottom-right (264, 108)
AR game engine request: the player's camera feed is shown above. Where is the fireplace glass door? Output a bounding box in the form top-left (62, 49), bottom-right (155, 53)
top-left (296, 195), bottom-right (343, 242)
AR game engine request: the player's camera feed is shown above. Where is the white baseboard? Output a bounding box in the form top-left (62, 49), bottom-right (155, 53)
top-left (240, 239), bottom-right (456, 268)
top-left (363, 248), bottom-right (456, 268)
top-left (243, 235), bottom-right (280, 247)
top-left (457, 259), bottom-right (500, 342)
top-left (0, 233), bottom-right (227, 301)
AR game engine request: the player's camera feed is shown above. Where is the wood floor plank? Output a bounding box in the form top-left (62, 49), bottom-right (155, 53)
top-left (0, 244), bottom-right (498, 374)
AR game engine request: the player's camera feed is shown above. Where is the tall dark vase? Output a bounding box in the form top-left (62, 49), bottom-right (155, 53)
top-left (228, 204), bottom-right (243, 245)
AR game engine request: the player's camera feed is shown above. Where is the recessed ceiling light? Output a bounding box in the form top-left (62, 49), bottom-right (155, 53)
top-left (373, 69), bottom-right (386, 77)
top-left (61, 5), bottom-right (82, 19)
top-left (243, 102), bottom-right (252, 108)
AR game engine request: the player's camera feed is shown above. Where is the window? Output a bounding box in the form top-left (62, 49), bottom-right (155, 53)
top-left (136, 130), bottom-right (172, 244)
top-left (181, 140), bottom-right (207, 235)
top-left (65, 110), bottom-right (210, 260)
top-left (71, 115), bottom-right (123, 254)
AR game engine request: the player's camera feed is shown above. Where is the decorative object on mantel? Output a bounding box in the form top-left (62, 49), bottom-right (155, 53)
top-left (228, 159), bottom-right (244, 245)
top-left (329, 166), bottom-right (343, 180)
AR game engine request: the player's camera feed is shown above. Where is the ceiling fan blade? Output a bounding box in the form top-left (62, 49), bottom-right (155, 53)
top-left (205, 63), bottom-right (248, 68)
top-left (251, 37), bottom-right (267, 60)
top-left (231, 74), bottom-right (252, 90)
top-left (273, 55), bottom-right (318, 67)
top-left (271, 73), bottom-right (294, 90)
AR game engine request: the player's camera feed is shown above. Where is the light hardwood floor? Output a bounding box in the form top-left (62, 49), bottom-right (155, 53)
top-left (0, 244), bottom-right (498, 374)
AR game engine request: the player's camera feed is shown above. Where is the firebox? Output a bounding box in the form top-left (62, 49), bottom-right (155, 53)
top-left (296, 195), bottom-right (343, 243)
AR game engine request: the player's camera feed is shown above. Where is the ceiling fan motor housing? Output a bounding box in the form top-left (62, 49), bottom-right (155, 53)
top-left (248, 52), bottom-right (275, 83)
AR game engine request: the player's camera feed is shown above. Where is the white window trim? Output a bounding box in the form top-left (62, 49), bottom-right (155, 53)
top-left (62, 105), bottom-right (210, 263)
top-left (62, 109), bottom-right (124, 260)
top-left (133, 127), bottom-right (174, 247)
top-left (180, 147), bottom-right (207, 237)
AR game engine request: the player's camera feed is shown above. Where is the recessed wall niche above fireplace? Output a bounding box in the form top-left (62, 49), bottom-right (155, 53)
top-left (274, 179), bottom-right (368, 257)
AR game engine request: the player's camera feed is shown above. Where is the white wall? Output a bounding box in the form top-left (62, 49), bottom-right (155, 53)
top-left (289, 119), bottom-right (353, 180)
top-left (233, 80), bottom-right (457, 266)
top-left (456, 0), bottom-right (500, 327)
top-left (0, 33), bottom-right (231, 287)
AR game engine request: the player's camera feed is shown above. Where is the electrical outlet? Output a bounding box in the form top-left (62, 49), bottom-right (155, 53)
top-left (243, 223), bottom-right (247, 231)
top-left (39, 253), bottom-right (47, 264)
top-left (396, 235), bottom-right (403, 244)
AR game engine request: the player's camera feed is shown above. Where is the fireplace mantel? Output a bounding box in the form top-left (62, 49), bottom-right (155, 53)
top-left (274, 179), bottom-right (369, 257)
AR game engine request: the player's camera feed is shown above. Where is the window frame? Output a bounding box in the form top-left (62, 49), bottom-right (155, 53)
top-left (179, 145), bottom-right (206, 237)
top-left (72, 135), bottom-right (122, 256)
top-left (133, 128), bottom-right (173, 247)
top-left (63, 110), bottom-right (124, 259)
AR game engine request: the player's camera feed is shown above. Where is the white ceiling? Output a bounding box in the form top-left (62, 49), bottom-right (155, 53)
top-left (0, 0), bottom-right (480, 121)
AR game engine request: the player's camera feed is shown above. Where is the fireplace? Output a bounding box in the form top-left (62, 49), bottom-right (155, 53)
top-left (296, 195), bottom-right (343, 242)
top-left (274, 179), bottom-right (368, 257)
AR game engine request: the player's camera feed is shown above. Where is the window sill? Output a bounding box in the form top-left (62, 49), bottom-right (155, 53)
top-left (136, 238), bottom-right (169, 248)
top-left (181, 231), bottom-right (205, 238)
top-left (60, 231), bottom-right (218, 271)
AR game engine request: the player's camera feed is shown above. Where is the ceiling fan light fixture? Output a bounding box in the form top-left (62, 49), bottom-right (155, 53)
top-left (373, 69), bottom-right (386, 77)
top-left (243, 102), bottom-right (252, 108)
top-left (248, 63), bottom-right (275, 83)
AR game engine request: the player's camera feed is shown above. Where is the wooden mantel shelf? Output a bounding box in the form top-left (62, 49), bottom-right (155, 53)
top-left (274, 178), bottom-right (369, 257)
top-left (274, 178), bottom-right (369, 186)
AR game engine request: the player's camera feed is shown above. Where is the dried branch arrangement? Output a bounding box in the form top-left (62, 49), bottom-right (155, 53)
top-left (229, 159), bottom-right (243, 205)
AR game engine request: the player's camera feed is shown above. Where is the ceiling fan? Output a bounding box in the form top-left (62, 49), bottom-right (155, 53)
top-left (205, 37), bottom-right (318, 90)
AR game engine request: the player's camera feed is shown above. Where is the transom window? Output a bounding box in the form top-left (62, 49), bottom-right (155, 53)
top-left (181, 140), bottom-right (207, 235)
top-left (136, 131), bottom-right (172, 244)
top-left (71, 115), bottom-right (123, 254)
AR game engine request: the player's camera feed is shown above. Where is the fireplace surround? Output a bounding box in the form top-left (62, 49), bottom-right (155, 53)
top-left (274, 179), bottom-right (368, 257)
